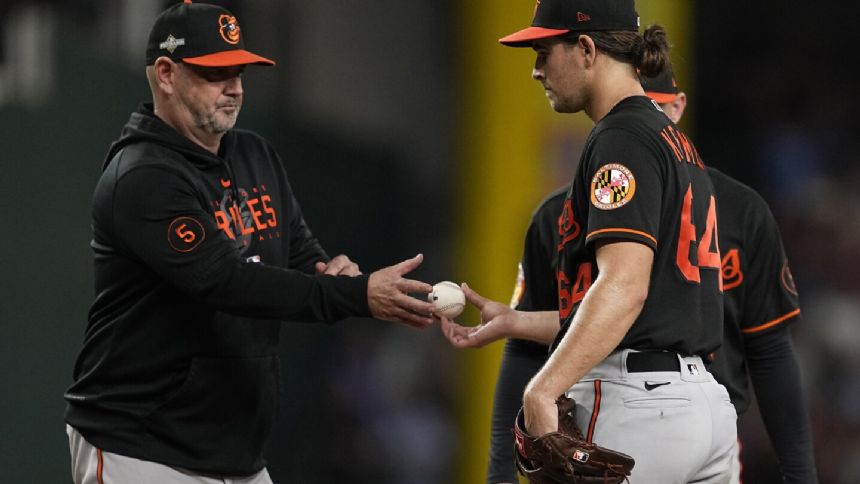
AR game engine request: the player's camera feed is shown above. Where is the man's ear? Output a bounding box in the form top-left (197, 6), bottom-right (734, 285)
top-left (673, 92), bottom-right (688, 120)
top-left (578, 34), bottom-right (597, 67)
top-left (153, 57), bottom-right (178, 95)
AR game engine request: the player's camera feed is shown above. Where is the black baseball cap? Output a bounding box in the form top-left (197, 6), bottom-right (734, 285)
top-left (640, 68), bottom-right (679, 103)
top-left (146, 0), bottom-right (274, 66)
top-left (499, 0), bottom-right (640, 47)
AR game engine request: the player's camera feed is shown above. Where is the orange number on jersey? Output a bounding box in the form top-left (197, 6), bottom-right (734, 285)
top-left (675, 184), bottom-right (722, 289)
top-left (558, 262), bottom-right (593, 319)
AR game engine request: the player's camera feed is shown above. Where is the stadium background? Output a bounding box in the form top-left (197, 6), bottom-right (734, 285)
top-left (1, 0), bottom-right (857, 482)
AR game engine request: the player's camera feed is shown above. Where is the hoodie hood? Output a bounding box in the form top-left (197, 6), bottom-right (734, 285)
top-left (103, 103), bottom-right (234, 171)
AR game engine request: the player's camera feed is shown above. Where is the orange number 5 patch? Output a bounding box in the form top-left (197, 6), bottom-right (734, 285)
top-left (168, 217), bottom-right (205, 253)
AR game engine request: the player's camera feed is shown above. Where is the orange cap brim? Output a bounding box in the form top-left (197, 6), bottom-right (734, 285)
top-left (644, 91), bottom-right (678, 104)
top-left (499, 27), bottom-right (570, 47)
top-left (183, 49), bottom-right (275, 67)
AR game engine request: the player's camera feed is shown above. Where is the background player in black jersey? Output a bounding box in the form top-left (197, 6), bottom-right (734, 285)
top-left (484, 68), bottom-right (819, 483)
top-left (440, 1), bottom-right (735, 482)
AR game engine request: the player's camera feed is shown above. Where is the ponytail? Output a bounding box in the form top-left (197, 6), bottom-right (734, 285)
top-left (637, 24), bottom-right (671, 77)
top-left (561, 24), bottom-right (671, 77)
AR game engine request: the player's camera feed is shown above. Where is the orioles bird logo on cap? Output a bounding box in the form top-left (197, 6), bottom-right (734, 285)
top-left (219, 14), bottom-right (241, 44)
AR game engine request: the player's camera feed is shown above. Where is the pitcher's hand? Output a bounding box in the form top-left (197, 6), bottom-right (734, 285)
top-left (438, 283), bottom-right (517, 348)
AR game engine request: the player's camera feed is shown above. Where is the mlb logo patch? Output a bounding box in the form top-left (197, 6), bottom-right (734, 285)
top-left (687, 363), bottom-right (700, 375)
top-left (572, 449), bottom-right (590, 463)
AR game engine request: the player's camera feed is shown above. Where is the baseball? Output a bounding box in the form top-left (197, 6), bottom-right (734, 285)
top-left (429, 281), bottom-right (466, 319)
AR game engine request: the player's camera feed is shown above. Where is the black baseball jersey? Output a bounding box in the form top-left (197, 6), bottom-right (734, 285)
top-left (553, 96), bottom-right (722, 356)
top-left (705, 167), bottom-right (801, 413)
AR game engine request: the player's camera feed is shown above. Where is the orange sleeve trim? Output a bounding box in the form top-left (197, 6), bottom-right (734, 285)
top-left (586, 228), bottom-right (657, 246)
top-left (586, 379), bottom-right (602, 443)
top-left (741, 308), bottom-right (801, 334)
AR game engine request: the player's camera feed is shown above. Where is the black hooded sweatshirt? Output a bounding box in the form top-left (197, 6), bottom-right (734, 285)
top-left (65, 104), bottom-right (369, 476)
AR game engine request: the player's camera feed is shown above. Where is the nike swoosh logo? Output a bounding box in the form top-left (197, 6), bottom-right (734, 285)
top-left (644, 382), bottom-right (671, 391)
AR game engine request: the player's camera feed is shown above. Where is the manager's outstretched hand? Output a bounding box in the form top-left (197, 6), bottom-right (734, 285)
top-left (438, 283), bottom-right (518, 348)
top-left (367, 254), bottom-right (435, 328)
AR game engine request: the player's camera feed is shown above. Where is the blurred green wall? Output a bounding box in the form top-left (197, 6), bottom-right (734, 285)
top-left (0, 20), bottom-right (147, 482)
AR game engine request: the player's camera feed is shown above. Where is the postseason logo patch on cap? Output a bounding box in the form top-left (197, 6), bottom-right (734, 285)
top-left (159, 34), bottom-right (185, 54)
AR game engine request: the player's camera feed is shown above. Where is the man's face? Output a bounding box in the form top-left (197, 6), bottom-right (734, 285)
top-left (173, 63), bottom-right (245, 135)
top-left (531, 37), bottom-right (589, 113)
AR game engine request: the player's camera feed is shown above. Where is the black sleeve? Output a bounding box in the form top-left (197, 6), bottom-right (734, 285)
top-left (582, 128), bottom-right (663, 250)
top-left (745, 327), bottom-right (818, 484)
top-left (487, 338), bottom-right (547, 483)
top-left (738, 201), bottom-right (800, 335)
top-left (110, 165), bottom-right (369, 322)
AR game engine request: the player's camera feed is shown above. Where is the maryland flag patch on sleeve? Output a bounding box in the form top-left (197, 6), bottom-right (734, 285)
top-left (591, 163), bottom-right (636, 210)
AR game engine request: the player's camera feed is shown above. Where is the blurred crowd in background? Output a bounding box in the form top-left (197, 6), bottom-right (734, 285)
top-left (1, 1), bottom-right (857, 483)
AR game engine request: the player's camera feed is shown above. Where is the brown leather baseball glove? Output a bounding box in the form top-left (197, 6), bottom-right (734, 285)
top-left (513, 396), bottom-right (635, 483)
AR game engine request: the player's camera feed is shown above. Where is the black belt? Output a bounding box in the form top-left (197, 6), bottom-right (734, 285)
top-left (626, 351), bottom-right (680, 372)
